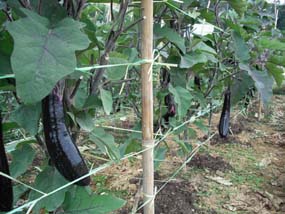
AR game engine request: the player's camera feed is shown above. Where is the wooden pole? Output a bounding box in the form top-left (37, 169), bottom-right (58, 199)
top-left (141, 0), bottom-right (154, 213)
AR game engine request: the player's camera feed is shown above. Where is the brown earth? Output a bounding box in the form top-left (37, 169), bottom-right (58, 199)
top-left (106, 95), bottom-right (285, 214)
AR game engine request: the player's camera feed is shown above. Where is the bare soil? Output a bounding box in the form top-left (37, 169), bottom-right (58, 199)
top-left (187, 154), bottom-right (233, 172)
top-left (109, 95), bottom-right (285, 214)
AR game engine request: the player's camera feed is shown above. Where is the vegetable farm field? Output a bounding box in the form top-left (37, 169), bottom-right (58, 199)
top-left (89, 94), bottom-right (284, 214)
top-left (0, 0), bottom-right (285, 214)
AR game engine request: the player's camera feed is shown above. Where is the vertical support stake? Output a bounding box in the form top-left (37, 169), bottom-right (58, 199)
top-left (141, 0), bottom-right (154, 213)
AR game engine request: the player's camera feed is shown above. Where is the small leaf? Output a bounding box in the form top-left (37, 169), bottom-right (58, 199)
top-left (100, 88), bottom-right (113, 115)
top-left (5, 137), bottom-right (36, 153)
top-left (169, 85), bottom-right (192, 119)
top-left (10, 143), bottom-right (36, 178)
top-left (154, 147), bottom-right (167, 170)
top-left (74, 86), bottom-right (88, 110)
top-left (227, 0), bottom-right (247, 16)
top-left (89, 128), bottom-right (120, 160)
top-left (10, 103), bottom-right (41, 135)
top-left (231, 31), bottom-right (250, 62)
top-left (63, 186), bottom-right (125, 214)
top-left (76, 111), bottom-right (94, 132)
top-left (0, 31), bottom-right (13, 75)
top-left (29, 166), bottom-right (69, 212)
top-left (194, 120), bottom-right (208, 134)
top-left (6, 8), bottom-right (89, 104)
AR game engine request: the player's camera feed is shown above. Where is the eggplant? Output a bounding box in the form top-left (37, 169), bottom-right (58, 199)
top-left (194, 76), bottom-right (201, 90)
top-left (0, 112), bottom-right (13, 211)
top-left (218, 88), bottom-right (231, 138)
top-left (42, 90), bottom-right (90, 186)
top-left (160, 68), bottom-right (170, 88)
top-left (163, 94), bottom-right (176, 124)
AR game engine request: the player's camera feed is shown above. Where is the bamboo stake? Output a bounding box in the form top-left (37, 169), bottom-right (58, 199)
top-left (141, 0), bottom-right (154, 213)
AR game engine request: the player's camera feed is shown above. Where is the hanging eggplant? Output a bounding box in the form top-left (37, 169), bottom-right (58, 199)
top-left (163, 94), bottom-right (176, 124)
top-left (0, 112), bottom-right (13, 211)
top-left (218, 88), bottom-right (231, 138)
top-left (160, 68), bottom-right (170, 88)
top-left (42, 88), bottom-right (90, 186)
top-left (194, 76), bottom-right (201, 90)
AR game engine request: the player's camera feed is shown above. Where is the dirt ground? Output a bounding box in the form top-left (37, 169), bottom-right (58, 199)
top-left (95, 95), bottom-right (285, 214)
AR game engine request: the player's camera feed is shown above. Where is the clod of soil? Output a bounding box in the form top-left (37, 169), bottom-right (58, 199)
top-left (230, 122), bottom-right (245, 134)
top-left (154, 181), bottom-right (197, 214)
top-left (187, 154), bottom-right (233, 172)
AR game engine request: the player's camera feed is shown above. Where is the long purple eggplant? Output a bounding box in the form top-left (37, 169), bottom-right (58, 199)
top-left (162, 94), bottom-right (176, 126)
top-left (0, 112), bottom-right (13, 211)
top-left (42, 90), bottom-right (90, 186)
top-left (218, 88), bottom-right (231, 138)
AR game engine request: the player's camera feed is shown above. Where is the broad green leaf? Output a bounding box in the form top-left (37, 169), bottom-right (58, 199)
top-left (34, 0), bottom-right (67, 23)
top-left (10, 103), bottom-right (41, 135)
top-left (257, 37), bottom-right (285, 51)
top-left (180, 51), bottom-right (217, 68)
top-left (63, 186), bottom-right (125, 214)
top-left (89, 128), bottom-right (120, 160)
top-left (29, 166), bottom-right (69, 212)
top-left (169, 68), bottom-right (187, 87)
top-left (231, 31), bottom-right (250, 62)
top-left (180, 52), bottom-right (208, 68)
top-left (227, 0), bottom-right (247, 16)
top-left (230, 71), bottom-right (254, 105)
top-left (83, 95), bottom-right (102, 109)
top-left (74, 86), bottom-right (88, 110)
top-left (76, 111), bottom-right (94, 132)
top-left (13, 185), bottom-right (28, 206)
top-left (268, 55), bottom-right (285, 67)
top-left (192, 42), bottom-right (216, 55)
top-left (169, 85), bottom-right (192, 119)
top-left (106, 57), bottom-right (128, 80)
top-left (123, 48), bottom-right (139, 63)
top-left (100, 88), bottom-right (113, 115)
top-left (10, 143), bottom-right (36, 178)
top-left (265, 62), bottom-right (285, 87)
top-left (6, 8), bottom-right (89, 104)
top-left (154, 25), bottom-right (186, 54)
top-left (124, 138), bottom-right (141, 155)
top-left (239, 64), bottom-right (274, 105)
